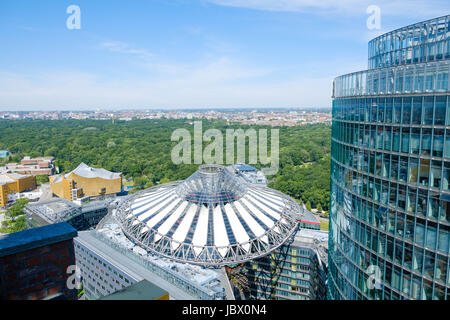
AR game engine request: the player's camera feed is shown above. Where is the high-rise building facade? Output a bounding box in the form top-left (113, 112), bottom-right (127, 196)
top-left (329, 16), bottom-right (450, 300)
top-left (237, 229), bottom-right (328, 300)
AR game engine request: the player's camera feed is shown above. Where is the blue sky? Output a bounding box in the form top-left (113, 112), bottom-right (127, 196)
top-left (0, 0), bottom-right (448, 110)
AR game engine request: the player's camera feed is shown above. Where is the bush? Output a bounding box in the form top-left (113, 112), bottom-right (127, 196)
top-left (36, 175), bottom-right (49, 185)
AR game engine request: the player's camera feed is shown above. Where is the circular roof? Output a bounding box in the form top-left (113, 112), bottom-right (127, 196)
top-left (114, 165), bottom-right (303, 266)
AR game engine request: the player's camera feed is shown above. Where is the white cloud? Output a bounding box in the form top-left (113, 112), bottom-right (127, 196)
top-left (206, 0), bottom-right (447, 18)
top-left (100, 41), bottom-right (153, 59)
top-left (0, 60), bottom-right (332, 110)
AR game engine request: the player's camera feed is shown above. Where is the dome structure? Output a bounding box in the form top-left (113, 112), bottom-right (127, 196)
top-left (114, 165), bottom-right (304, 266)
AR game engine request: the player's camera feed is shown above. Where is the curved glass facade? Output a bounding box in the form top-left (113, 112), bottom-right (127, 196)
top-left (329, 16), bottom-right (450, 300)
top-left (368, 15), bottom-right (450, 69)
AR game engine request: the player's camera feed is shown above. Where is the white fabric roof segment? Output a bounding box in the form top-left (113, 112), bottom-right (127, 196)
top-left (213, 205), bottom-right (229, 257)
top-left (191, 205), bottom-right (209, 255)
top-left (240, 196), bottom-right (275, 230)
top-left (155, 201), bottom-right (189, 241)
top-left (171, 204), bottom-right (198, 250)
top-left (232, 201), bottom-right (264, 237)
top-left (223, 203), bottom-right (250, 251)
top-left (135, 193), bottom-right (176, 221)
top-left (131, 190), bottom-right (173, 215)
top-left (247, 191), bottom-right (282, 220)
top-left (257, 189), bottom-right (286, 207)
top-left (233, 201), bottom-right (266, 239)
top-left (140, 226), bottom-right (149, 234)
top-left (145, 198), bottom-right (180, 229)
top-left (131, 188), bottom-right (170, 207)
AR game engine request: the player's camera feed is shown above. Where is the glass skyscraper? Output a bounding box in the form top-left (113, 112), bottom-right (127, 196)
top-left (329, 16), bottom-right (450, 300)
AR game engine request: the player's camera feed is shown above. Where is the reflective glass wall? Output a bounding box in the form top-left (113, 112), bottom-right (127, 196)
top-left (368, 16), bottom-right (450, 69)
top-left (329, 16), bottom-right (450, 300)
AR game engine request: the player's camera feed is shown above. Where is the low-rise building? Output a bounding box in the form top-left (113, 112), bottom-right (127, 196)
top-left (25, 198), bottom-right (110, 231)
top-left (0, 150), bottom-right (9, 159)
top-left (0, 222), bottom-right (78, 300)
top-left (50, 163), bottom-right (122, 201)
top-left (5, 156), bottom-right (55, 176)
top-left (227, 163), bottom-right (268, 186)
top-left (0, 172), bottom-right (36, 207)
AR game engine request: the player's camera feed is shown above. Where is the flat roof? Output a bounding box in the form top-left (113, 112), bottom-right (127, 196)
top-left (99, 280), bottom-right (168, 300)
top-left (300, 209), bottom-right (320, 225)
top-left (0, 222), bottom-right (77, 257)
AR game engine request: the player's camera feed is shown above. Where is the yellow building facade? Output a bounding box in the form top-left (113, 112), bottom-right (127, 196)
top-left (0, 173), bottom-right (36, 207)
top-left (50, 163), bottom-right (122, 201)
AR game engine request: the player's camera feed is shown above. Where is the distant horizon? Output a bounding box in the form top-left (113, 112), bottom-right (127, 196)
top-left (0, 106), bottom-right (332, 113)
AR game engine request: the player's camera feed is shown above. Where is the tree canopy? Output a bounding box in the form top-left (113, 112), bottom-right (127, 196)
top-left (0, 119), bottom-right (331, 209)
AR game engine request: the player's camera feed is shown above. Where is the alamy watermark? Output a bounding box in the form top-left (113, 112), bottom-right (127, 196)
top-left (366, 5), bottom-right (381, 30)
top-left (171, 121), bottom-right (279, 175)
top-left (66, 5), bottom-right (81, 30)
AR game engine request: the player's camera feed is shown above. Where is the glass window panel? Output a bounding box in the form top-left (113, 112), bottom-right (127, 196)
top-left (393, 98), bottom-right (402, 123)
top-left (381, 155), bottom-right (390, 179)
top-left (407, 187), bottom-right (417, 213)
top-left (431, 160), bottom-right (442, 189)
top-left (402, 97), bottom-right (411, 124)
top-left (445, 130), bottom-right (450, 158)
top-left (425, 64), bottom-right (436, 91)
top-left (402, 270), bottom-right (411, 295)
top-left (391, 156), bottom-right (399, 180)
top-left (422, 279), bottom-right (433, 299)
top-left (438, 225), bottom-right (449, 253)
top-left (415, 218), bottom-right (425, 245)
top-left (401, 128), bottom-right (410, 154)
top-left (443, 162), bottom-right (450, 191)
top-left (432, 129), bottom-right (444, 157)
top-left (411, 275), bottom-right (422, 299)
top-left (385, 98), bottom-right (393, 123)
top-left (421, 128), bottom-right (432, 156)
top-left (405, 215), bottom-right (414, 241)
top-left (393, 127), bottom-right (400, 152)
top-left (423, 96), bottom-right (434, 125)
top-left (408, 158), bottom-right (418, 184)
top-left (412, 96), bottom-right (422, 124)
top-left (419, 159), bottom-right (430, 186)
top-left (410, 128), bottom-right (420, 154)
top-left (424, 250), bottom-right (435, 279)
top-left (434, 96), bottom-right (446, 125)
top-left (399, 156), bottom-right (408, 182)
top-left (396, 212), bottom-right (405, 237)
top-left (426, 221), bottom-right (438, 251)
top-left (417, 189), bottom-right (428, 216)
top-left (414, 65), bottom-right (425, 92)
top-left (413, 246), bottom-right (424, 272)
top-left (392, 266), bottom-right (402, 290)
top-left (436, 64), bottom-right (448, 91)
top-left (384, 126), bottom-right (392, 151)
top-left (428, 192), bottom-right (440, 219)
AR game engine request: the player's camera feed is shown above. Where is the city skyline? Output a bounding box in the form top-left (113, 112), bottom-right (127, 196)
top-left (1, 1), bottom-right (449, 110)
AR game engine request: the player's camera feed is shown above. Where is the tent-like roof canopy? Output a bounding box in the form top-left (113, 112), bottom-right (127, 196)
top-left (114, 165), bottom-right (303, 266)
